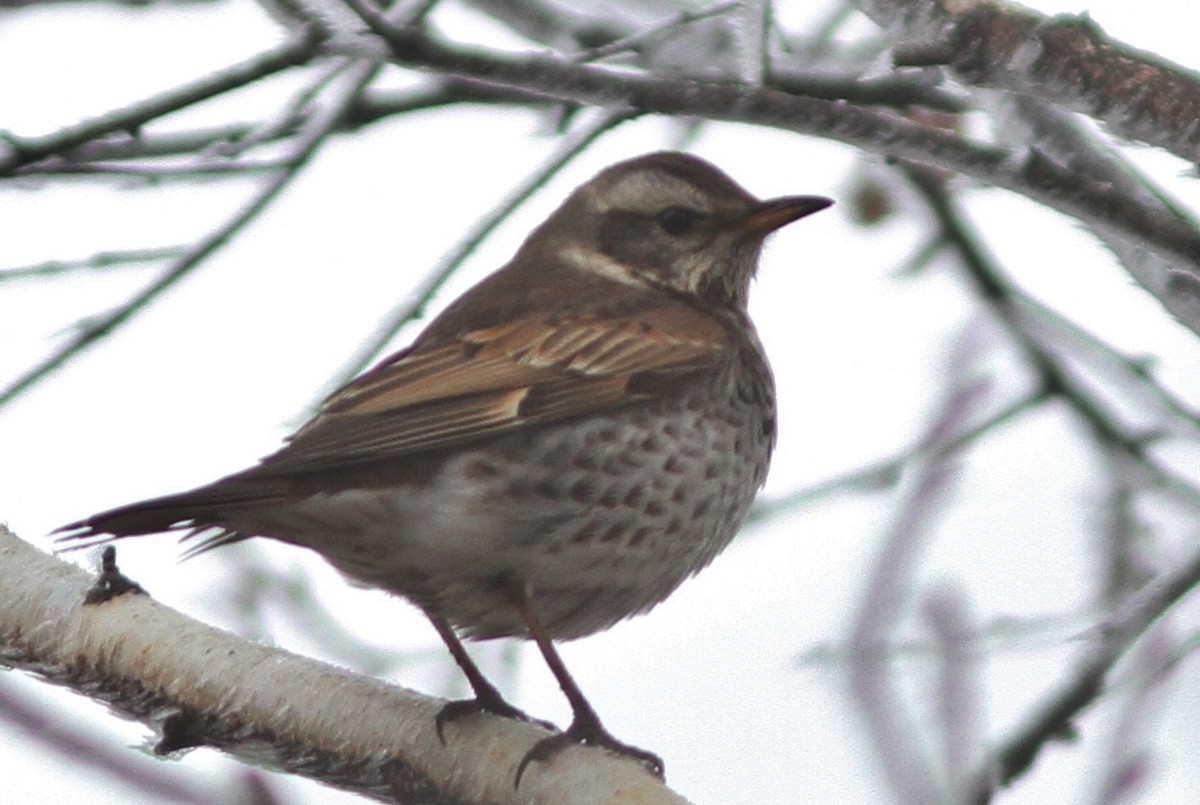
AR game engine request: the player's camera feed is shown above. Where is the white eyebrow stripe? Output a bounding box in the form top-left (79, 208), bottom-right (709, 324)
top-left (558, 245), bottom-right (649, 288)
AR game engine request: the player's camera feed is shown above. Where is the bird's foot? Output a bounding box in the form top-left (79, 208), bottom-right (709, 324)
top-left (435, 688), bottom-right (556, 744)
top-left (514, 714), bottom-right (663, 788)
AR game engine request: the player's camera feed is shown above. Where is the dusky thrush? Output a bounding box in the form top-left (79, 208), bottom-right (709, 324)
top-left (56, 151), bottom-right (832, 781)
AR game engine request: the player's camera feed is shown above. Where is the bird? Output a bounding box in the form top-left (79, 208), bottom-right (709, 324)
top-left (56, 151), bottom-right (832, 782)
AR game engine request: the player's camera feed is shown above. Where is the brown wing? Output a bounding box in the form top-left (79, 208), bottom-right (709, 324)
top-left (250, 307), bottom-right (733, 476)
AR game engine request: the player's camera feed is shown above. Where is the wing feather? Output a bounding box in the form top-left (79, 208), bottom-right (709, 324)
top-left (250, 309), bottom-right (730, 477)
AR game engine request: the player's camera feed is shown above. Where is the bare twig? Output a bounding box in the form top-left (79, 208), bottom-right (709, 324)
top-left (14, 159), bottom-right (292, 179)
top-left (1011, 286), bottom-right (1200, 435)
top-left (1094, 630), bottom-right (1172, 804)
top-left (749, 389), bottom-right (1046, 523)
top-left (0, 62), bottom-right (380, 410)
top-left (0, 28), bottom-right (323, 175)
top-left (967, 540), bottom-right (1200, 802)
top-left (903, 164), bottom-right (1200, 510)
top-left (0, 246), bottom-right (188, 281)
top-left (569, 0), bottom-right (739, 64)
top-left (14, 83), bottom-right (552, 171)
top-left (796, 611), bottom-right (1087, 670)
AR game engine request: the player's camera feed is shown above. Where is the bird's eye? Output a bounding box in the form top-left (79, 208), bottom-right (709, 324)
top-left (655, 207), bottom-right (700, 236)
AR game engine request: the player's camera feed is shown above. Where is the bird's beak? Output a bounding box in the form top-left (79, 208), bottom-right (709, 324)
top-left (737, 195), bottom-right (834, 235)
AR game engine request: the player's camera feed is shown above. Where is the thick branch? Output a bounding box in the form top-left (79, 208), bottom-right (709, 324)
top-left (852, 0), bottom-right (1200, 166)
top-left (0, 527), bottom-right (687, 805)
top-left (343, 22), bottom-right (1200, 335)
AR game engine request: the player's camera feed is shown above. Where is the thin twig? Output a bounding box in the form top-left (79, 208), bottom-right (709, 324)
top-left (795, 610), bottom-right (1089, 669)
top-left (1094, 629), bottom-right (1172, 804)
top-left (217, 58), bottom-right (352, 159)
top-left (0, 62), bottom-right (381, 410)
top-left (0, 246), bottom-right (188, 281)
top-left (17, 84), bottom-right (547, 171)
top-left (15, 160), bottom-right (291, 178)
top-left (1011, 286), bottom-right (1200, 434)
top-left (569, 0), bottom-right (739, 63)
top-left (749, 389), bottom-right (1046, 524)
top-left (967, 541), bottom-right (1200, 801)
top-left (903, 165), bottom-right (1200, 510)
top-left (0, 28), bottom-right (322, 175)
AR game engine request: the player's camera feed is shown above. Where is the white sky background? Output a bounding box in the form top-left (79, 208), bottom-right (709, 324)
top-left (3, 1), bottom-right (1200, 803)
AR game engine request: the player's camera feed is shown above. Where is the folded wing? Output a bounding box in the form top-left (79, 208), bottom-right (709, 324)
top-left (256, 307), bottom-right (732, 476)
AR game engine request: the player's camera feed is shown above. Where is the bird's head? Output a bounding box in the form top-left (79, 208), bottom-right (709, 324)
top-left (522, 151), bottom-right (832, 310)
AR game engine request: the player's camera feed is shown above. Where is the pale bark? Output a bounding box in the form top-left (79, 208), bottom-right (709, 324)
top-left (0, 526), bottom-right (689, 805)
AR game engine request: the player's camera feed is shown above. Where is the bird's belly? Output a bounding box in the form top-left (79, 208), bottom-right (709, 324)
top-left (235, 386), bottom-right (771, 640)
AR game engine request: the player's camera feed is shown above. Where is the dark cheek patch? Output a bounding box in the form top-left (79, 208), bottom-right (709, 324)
top-left (598, 212), bottom-right (672, 278)
top-left (597, 210), bottom-right (720, 293)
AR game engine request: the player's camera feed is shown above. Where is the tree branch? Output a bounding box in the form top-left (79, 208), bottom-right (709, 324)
top-left (0, 59), bottom-right (375, 410)
top-left (336, 20), bottom-right (1200, 336)
top-left (967, 538), bottom-right (1200, 802)
top-left (853, 0), bottom-right (1200, 164)
top-left (0, 526), bottom-right (688, 805)
top-left (902, 163), bottom-right (1200, 509)
top-left (0, 28), bottom-right (323, 175)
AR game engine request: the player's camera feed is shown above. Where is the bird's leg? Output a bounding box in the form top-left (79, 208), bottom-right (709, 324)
top-left (505, 578), bottom-right (664, 787)
top-left (425, 609), bottom-right (555, 742)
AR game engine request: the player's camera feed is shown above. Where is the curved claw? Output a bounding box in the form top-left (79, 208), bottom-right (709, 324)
top-left (514, 719), bottom-right (664, 788)
top-left (435, 696), bottom-right (557, 745)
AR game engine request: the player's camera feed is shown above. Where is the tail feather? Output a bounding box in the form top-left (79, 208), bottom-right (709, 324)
top-left (53, 481), bottom-right (282, 550)
top-left (178, 525), bottom-right (247, 559)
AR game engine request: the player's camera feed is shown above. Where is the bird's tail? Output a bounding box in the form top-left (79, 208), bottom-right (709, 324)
top-left (53, 481), bottom-right (280, 557)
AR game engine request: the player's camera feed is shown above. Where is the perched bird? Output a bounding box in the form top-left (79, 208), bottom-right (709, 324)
top-left (57, 151), bottom-right (831, 780)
